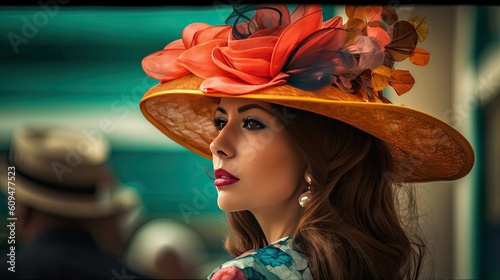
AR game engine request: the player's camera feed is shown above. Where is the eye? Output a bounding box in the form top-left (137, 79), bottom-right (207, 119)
top-left (243, 117), bottom-right (266, 131)
top-left (213, 117), bottom-right (227, 131)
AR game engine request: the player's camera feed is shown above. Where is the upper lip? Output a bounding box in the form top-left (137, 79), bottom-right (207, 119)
top-left (214, 168), bottom-right (238, 179)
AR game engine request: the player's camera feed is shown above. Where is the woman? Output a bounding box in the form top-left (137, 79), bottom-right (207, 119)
top-left (139, 4), bottom-right (475, 279)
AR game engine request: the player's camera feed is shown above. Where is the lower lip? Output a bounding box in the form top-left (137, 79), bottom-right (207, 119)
top-left (214, 178), bottom-right (239, 187)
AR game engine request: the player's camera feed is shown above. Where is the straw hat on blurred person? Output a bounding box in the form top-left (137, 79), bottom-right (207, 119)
top-left (0, 124), bottom-right (147, 278)
top-left (0, 124), bottom-right (140, 218)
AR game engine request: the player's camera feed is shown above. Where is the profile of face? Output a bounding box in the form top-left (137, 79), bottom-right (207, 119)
top-left (210, 98), bottom-right (307, 215)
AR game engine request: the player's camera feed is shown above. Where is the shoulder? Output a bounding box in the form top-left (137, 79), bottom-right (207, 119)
top-left (208, 237), bottom-right (312, 280)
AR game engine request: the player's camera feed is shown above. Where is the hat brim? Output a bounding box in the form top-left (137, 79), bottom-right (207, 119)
top-left (0, 156), bottom-right (140, 218)
top-left (140, 74), bottom-right (475, 183)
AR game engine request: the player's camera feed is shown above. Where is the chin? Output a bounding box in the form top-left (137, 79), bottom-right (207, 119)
top-left (217, 201), bottom-right (243, 213)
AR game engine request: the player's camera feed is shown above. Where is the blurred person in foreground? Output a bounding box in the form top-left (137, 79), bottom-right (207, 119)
top-left (0, 124), bottom-right (147, 279)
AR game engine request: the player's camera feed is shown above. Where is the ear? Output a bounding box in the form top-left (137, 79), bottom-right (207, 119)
top-left (304, 171), bottom-right (312, 185)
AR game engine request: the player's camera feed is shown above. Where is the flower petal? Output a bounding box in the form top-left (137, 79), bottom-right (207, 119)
top-left (389, 69), bottom-right (415, 95)
top-left (142, 48), bottom-right (190, 82)
top-left (271, 6), bottom-right (323, 76)
top-left (346, 36), bottom-right (385, 72)
top-left (382, 6), bottom-right (398, 25)
top-left (182, 23), bottom-right (212, 47)
top-left (367, 26), bottom-right (390, 50)
top-left (321, 15), bottom-right (343, 28)
top-left (362, 6), bottom-right (383, 22)
top-left (177, 39), bottom-right (230, 79)
top-left (290, 4), bottom-right (322, 22)
top-left (371, 65), bottom-right (392, 92)
top-left (226, 36), bottom-right (278, 59)
top-left (201, 73), bottom-right (288, 94)
top-left (385, 21), bottom-right (418, 62)
top-left (409, 47), bottom-right (430, 66)
top-left (345, 5), bottom-right (383, 22)
top-left (181, 23), bottom-right (232, 48)
top-left (210, 266), bottom-right (247, 280)
top-left (409, 15), bottom-right (429, 42)
top-left (213, 47), bottom-right (273, 83)
top-left (285, 28), bottom-right (348, 90)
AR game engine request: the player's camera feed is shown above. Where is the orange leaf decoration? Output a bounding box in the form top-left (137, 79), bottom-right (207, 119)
top-left (344, 18), bottom-right (366, 45)
top-left (346, 5), bottom-right (383, 22)
top-left (362, 6), bottom-right (383, 21)
top-left (385, 21), bottom-right (418, 62)
top-left (409, 15), bottom-right (428, 42)
top-left (389, 70), bottom-right (415, 96)
top-left (345, 17), bottom-right (367, 31)
top-left (410, 47), bottom-right (430, 66)
top-left (345, 5), bottom-right (361, 19)
top-left (371, 65), bottom-right (392, 92)
top-left (381, 6), bottom-right (398, 25)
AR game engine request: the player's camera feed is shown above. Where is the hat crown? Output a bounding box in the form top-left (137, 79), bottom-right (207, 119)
top-left (10, 125), bottom-right (111, 190)
top-left (1, 125), bottom-right (140, 218)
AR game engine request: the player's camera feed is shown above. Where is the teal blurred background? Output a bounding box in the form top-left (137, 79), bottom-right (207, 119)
top-left (0, 5), bottom-right (242, 275)
top-left (0, 4), bottom-right (498, 279)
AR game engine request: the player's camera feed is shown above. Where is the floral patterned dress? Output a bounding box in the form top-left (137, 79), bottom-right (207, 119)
top-left (208, 236), bottom-right (313, 280)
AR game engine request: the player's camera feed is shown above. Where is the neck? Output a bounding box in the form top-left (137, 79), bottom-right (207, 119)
top-left (252, 205), bottom-right (302, 244)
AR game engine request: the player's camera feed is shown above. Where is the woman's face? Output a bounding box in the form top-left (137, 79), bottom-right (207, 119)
top-left (210, 98), bottom-right (307, 214)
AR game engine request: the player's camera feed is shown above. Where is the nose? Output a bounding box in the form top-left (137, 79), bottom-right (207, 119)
top-left (209, 126), bottom-right (235, 159)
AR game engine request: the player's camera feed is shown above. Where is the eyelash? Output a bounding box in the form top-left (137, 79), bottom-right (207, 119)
top-left (213, 117), bottom-right (266, 131)
top-left (243, 117), bottom-right (266, 131)
top-left (213, 118), bottom-right (226, 131)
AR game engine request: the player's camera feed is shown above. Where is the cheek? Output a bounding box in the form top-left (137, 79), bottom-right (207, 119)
top-left (258, 138), bottom-right (305, 188)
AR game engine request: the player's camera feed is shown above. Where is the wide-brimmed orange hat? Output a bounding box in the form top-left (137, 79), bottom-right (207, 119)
top-left (0, 125), bottom-right (140, 218)
top-left (139, 4), bottom-right (474, 183)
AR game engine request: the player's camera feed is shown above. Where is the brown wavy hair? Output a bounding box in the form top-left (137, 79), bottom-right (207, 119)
top-left (223, 105), bottom-right (427, 279)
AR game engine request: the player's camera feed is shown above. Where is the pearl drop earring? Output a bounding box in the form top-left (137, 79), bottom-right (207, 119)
top-left (299, 176), bottom-right (312, 207)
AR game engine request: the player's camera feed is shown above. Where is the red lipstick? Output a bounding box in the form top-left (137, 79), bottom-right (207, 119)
top-left (214, 169), bottom-right (239, 187)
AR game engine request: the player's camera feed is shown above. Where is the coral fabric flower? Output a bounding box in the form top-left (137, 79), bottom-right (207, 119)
top-left (142, 4), bottom-right (429, 98)
top-left (142, 24), bottom-right (231, 82)
top-left (201, 4), bottom-right (347, 94)
top-left (210, 266), bottom-right (247, 280)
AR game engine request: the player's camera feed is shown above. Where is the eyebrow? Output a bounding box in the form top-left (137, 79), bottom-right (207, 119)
top-left (215, 104), bottom-right (272, 115)
top-left (215, 107), bottom-right (227, 114)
